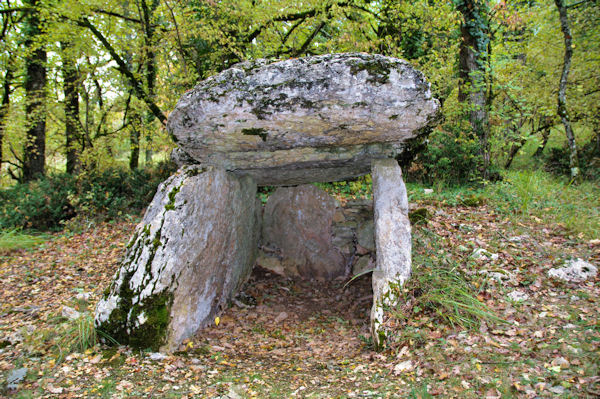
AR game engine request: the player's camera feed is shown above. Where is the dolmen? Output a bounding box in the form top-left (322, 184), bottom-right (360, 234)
top-left (95, 53), bottom-right (440, 351)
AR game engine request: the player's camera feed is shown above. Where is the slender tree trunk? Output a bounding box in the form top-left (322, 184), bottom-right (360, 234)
top-left (61, 42), bottom-right (81, 174)
top-left (457, 0), bottom-right (491, 180)
top-left (534, 127), bottom-right (551, 157)
top-left (22, 0), bottom-right (47, 182)
top-left (0, 58), bottom-right (13, 175)
top-left (141, 0), bottom-right (160, 166)
top-left (504, 138), bottom-right (526, 169)
top-left (129, 110), bottom-right (141, 170)
top-left (554, 0), bottom-right (579, 180)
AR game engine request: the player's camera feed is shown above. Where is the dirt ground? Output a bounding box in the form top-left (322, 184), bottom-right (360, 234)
top-left (1, 200), bottom-right (599, 398)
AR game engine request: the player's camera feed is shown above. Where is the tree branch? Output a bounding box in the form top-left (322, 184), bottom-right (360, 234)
top-left (0, 7), bottom-right (32, 14)
top-left (78, 17), bottom-right (167, 125)
top-left (566, 0), bottom-right (593, 8)
top-left (246, 1), bottom-right (350, 43)
top-left (292, 21), bottom-right (326, 57)
top-left (92, 8), bottom-right (142, 23)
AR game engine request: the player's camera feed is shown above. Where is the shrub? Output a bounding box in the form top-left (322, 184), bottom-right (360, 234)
top-left (406, 125), bottom-right (482, 186)
top-left (0, 161), bottom-right (176, 230)
top-left (544, 139), bottom-right (600, 181)
top-left (0, 173), bottom-right (76, 230)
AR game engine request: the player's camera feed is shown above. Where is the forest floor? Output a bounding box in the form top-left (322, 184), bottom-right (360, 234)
top-left (0, 190), bottom-right (599, 398)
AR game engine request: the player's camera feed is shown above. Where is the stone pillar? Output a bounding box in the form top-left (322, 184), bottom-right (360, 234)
top-left (370, 159), bottom-right (412, 349)
top-left (95, 166), bottom-right (260, 352)
top-left (261, 185), bottom-right (346, 280)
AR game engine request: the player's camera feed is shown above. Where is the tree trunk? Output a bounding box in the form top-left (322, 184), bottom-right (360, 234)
top-left (505, 137), bottom-right (527, 169)
top-left (0, 57), bottom-right (13, 176)
top-left (534, 116), bottom-right (552, 158)
top-left (22, 0), bottom-right (47, 182)
top-left (129, 109), bottom-right (141, 170)
top-left (61, 42), bottom-right (81, 175)
top-left (457, 0), bottom-right (491, 180)
top-left (141, 0), bottom-right (159, 165)
top-left (554, 0), bottom-right (579, 180)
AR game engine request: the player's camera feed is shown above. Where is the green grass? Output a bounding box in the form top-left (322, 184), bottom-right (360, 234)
top-left (489, 170), bottom-right (600, 239)
top-left (406, 168), bottom-right (599, 239)
top-left (398, 227), bottom-right (504, 330)
top-left (0, 229), bottom-right (49, 252)
top-left (54, 313), bottom-right (99, 362)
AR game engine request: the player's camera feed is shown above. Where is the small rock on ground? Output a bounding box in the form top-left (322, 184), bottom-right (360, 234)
top-left (507, 290), bottom-right (529, 302)
top-left (6, 367), bottom-right (27, 390)
top-left (548, 258), bottom-right (597, 282)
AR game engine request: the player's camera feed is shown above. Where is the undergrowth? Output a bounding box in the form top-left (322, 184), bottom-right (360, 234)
top-left (390, 227), bottom-right (502, 336)
top-left (0, 162), bottom-right (175, 230)
top-left (0, 230), bottom-right (49, 253)
top-left (489, 170), bottom-right (600, 239)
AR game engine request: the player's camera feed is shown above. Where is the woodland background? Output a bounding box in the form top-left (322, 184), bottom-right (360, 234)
top-left (0, 1), bottom-right (598, 230)
top-left (1, 2), bottom-right (599, 397)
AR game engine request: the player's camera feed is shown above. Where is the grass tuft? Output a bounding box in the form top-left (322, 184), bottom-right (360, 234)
top-left (0, 229), bottom-right (49, 253)
top-left (489, 170), bottom-right (600, 239)
top-left (388, 227), bottom-right (503, 344)
top-left (54, 313), bottom-right (98, 362)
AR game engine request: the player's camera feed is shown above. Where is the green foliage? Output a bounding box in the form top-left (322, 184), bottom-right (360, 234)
top-left (408, 127), bottom-right (481, 186)
top-left (314, 174), bottom-right (373, 200)
top-left (489, 170), bottom-right (600, 239)
top-left (544, 139), bottom-right (600, 181)
top-left (0, 173), bottom-right (76, 230)
top-left (0, 162), bottom-right (175, 230)
top-left (393, 228), bottom-right (502, 331)
top-left (0, 229), bottom-right (49, 252)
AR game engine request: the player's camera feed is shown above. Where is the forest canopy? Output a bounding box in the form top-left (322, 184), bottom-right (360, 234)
top-left (0, 0), bottom-right (598, 186)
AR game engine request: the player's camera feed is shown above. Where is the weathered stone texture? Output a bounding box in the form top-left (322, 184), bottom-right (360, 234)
top-left (167, 53), bottom-right (440, 185)
top-left (261, 185), bottom-right (346, 280)
top-left (257, 196), bottom-right (375, 280)
top-left (94, 166), bottom-right (259, 352)
top-left (370, 159), bottom-right (412, 348)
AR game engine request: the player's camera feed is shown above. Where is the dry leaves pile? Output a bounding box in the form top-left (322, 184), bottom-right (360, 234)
top-left (0, 200), bottom-right (598, 398)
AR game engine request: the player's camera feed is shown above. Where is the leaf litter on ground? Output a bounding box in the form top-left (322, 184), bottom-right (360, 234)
top-left (0, 193), bottom-right (598, 398)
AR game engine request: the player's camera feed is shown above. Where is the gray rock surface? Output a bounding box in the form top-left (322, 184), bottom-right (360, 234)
top-left (255, 253), bottom-right (291, 277)
top-left (262, 185), bottom-right (345, 280)
top-left (353, 255), bottom-right (374, 276)
top-left (61, 305), bottom-right (81, 320)
top-left (356, 220), bottom-right (375, 252)
top-left (95, 166), bottom-right (259, 352)
top-left (548, 259), bottom-right (597, 282)
top-left (167, 53), bottom-right (440, 185)
top-left (370, 159), bottom-right (412, 348)
top-left (6, 367), bottom-right (27, 390)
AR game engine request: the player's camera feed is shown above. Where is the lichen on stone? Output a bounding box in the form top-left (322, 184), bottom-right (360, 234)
top-left (349, 58), bottom-right (391, 84)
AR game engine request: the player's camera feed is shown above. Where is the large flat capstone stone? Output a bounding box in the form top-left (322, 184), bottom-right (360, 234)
top-left (94, 166), bottom-right (259, 352)
top-left (167, 53), bottom-right (440, 185)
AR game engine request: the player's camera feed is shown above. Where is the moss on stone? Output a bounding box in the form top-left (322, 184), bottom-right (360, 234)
top-left (165, 185), bottom-right (181, 211)
top-left (350, 59), bottom-right (391, 85)
top-left (96, 261), bottom-right (174, 351)
top-left (242, 128), bottom-right (268, 141)
top-left (127, 291), bottom-right (174, 351)
top-left (185, 167), bottom-right (205, 178)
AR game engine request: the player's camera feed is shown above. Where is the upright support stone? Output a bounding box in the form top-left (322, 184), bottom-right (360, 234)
top-left (261, 185), bottom-right (346, 280)
top-left (95, 166), bottom-right (259, 352)
top-left (370, 159), bottom-right (412, 349)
